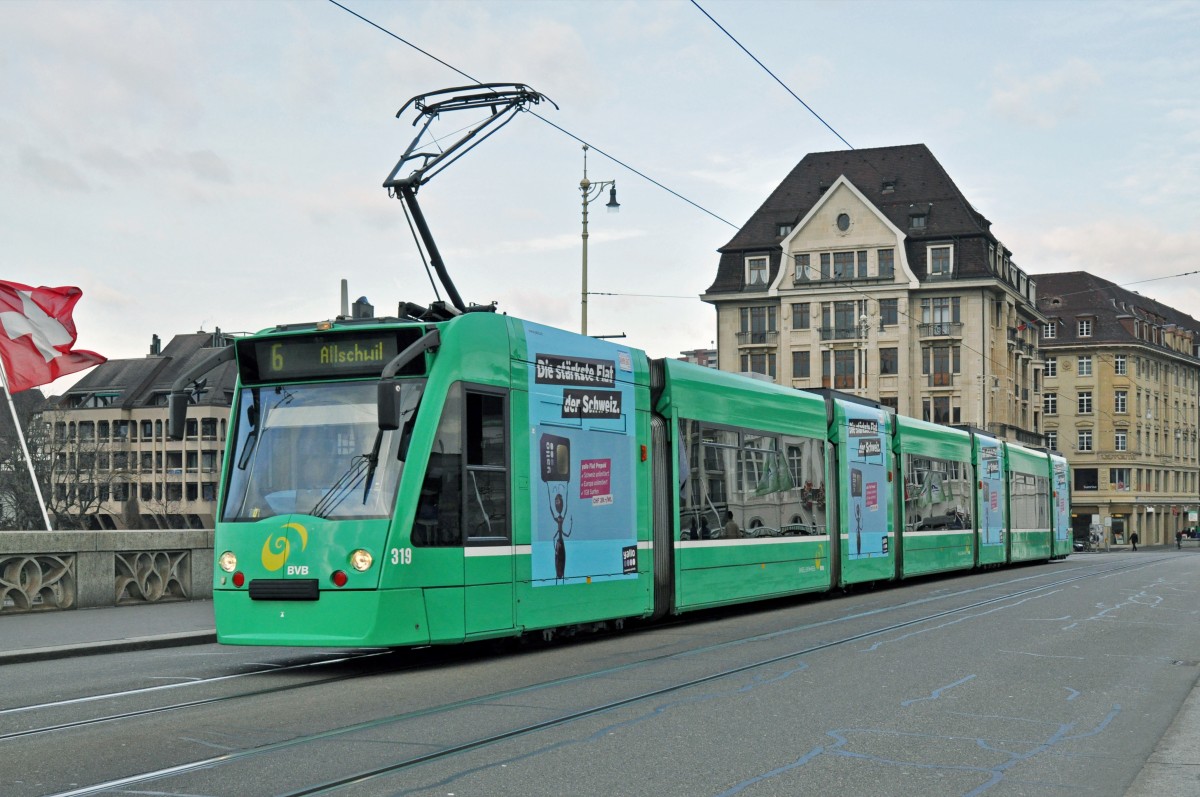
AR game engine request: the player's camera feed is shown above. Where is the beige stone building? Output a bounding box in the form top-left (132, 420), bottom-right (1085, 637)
top-left (1036, 272), bottom-right (1200, 545)
top-left (42, 331), bottom-right (236, 530)
top-left (703, 144), bottom-right (1045, 444)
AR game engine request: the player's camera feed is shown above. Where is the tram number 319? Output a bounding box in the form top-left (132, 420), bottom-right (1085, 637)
top-left (390, 548), bottom-right (413, 565)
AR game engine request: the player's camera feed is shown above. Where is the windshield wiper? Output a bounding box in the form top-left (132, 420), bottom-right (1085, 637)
top-left (311, 455), bottom-right (371, 519)
top-left (360, 430), bottom-right (385, 505)
top-left (236, 391), bottom-right (261, 471)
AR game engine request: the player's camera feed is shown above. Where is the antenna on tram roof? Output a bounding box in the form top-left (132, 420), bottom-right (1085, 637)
top-left (383, 83), bottom-right (556, 316)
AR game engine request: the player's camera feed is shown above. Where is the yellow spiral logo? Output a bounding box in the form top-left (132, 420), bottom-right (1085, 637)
top-left (261, 522), bottom-right (308, 571)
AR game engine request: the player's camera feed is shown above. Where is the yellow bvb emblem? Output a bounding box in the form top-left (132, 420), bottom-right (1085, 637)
top-left (262, 522), bottom-right (309, 572)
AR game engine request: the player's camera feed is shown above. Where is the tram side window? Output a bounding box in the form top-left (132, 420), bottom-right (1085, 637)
top-left (412, 386), bottom-right (464, 547)
top-left (677, 417), bottom-right (827, 539)
top-left (1009, 472), bottom-right (1050, 530)
top-left (902, 454), bottom-right (972, 531)
top-left (464, 391), bottom-right (508, 543)
top-left (411, 385), bottom-right (509, 547)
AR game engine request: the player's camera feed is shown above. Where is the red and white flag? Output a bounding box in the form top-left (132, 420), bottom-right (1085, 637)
top-left (0, 280), bottom-right (106, 393)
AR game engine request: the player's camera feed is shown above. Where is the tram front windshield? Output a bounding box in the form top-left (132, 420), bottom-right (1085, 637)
top-left (221, 381), bottom-right (425, 522)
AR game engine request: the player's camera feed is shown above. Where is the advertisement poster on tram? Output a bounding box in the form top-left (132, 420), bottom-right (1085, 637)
top-left (978, 439), bottom-right (1006, 547)
top-left (842, 403), bottom-right (890, 559)
top-left (1052, 457), bottom-right (1070, 543)
top-left (524, 323), bottom-right (638, 586)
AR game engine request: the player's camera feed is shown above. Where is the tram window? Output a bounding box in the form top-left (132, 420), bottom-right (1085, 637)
top-left (464, 391), bottom-right (508, 543)
top-left (467, 393), bottom-right (505, 467)
top-left (1009, 471), bottom-right (1050, 530)
top-left (677, 418), bottom-right (827, 540)
top-left (902, 453), bottom-right (972, 532)
top-left (413, 386), bottom-right (464, 547)
top-left (412, 385), bottom-right (509, 547)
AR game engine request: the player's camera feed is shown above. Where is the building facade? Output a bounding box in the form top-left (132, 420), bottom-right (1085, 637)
top-left (42, 331), bottom-right (237, 530)
top-left (703, 144), bottom-right (1045, 444)
top-left (1036, 272), bottom-right (1200, 545)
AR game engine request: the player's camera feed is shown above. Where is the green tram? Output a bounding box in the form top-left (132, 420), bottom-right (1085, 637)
top-left (172, 310), bottom-right (1071, 648)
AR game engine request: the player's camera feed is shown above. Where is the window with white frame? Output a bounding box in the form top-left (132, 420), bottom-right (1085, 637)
top-left (1043, 322), bottom-right (1057, 339)
top-left (1046, 430), bottom-right (1058, 450)
top-left (1078, 391), bottom-right (1092, 414)
top-left (746, 256), bottom-right (769, 287)
top-left (1077, 318), bottom-right (1093, 337)
top-left (1115, 430), bottom-right (1127, 451)
top-left (1114, 354), bottom-right (1126, 375)
top-left (1077, 355), bottom-right (1092, 376)
top-left (1044, 357), bottom-right (1057, 377)
top-left (1110, 467), bottom-right (1130, 490)
top-left (1043, 393), bottom-right (1057, 414)
top-left (1078, 429), bottom-right (1093, 451)
top-left (1115, 390), bottom-right (1127, 414)
top-left (927, 245), bottom-right (952, 277)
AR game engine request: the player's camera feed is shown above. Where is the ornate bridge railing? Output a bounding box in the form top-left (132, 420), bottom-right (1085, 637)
top-left (0, 530), bottom-right (213, 614)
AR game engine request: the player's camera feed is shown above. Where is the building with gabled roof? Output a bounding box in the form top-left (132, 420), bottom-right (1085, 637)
top-left (703, 144), bottom-right (1045, 444)
top-left (1036, 271), bottom-right (1200, 545)
top-left (43, 330), bottom-right (236, 530)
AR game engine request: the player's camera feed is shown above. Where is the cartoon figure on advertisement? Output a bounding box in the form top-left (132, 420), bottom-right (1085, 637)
top-left (550, 490), bottom-right (573, 582)
top-left (540, 432), bottom-right (573, 583)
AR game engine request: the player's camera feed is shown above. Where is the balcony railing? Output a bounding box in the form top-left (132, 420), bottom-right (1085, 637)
top-left (818, 326), bottom-right (866, 341)
top-left (918, 322), bottom-right (963, 338)
top-left (736, 330), bottom-right (778, 346)
top-left (928, 372), bottom-right (954, 388)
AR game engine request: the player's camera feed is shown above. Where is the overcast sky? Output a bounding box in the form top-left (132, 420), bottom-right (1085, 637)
top-left (4, 0), bottom-right (1198, 393)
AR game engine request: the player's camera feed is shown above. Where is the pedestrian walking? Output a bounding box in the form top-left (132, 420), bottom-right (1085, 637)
top-left (1130, 531), bottom-right (1139, 551)
top-left (1176, 529), bottom-right (1183, 549)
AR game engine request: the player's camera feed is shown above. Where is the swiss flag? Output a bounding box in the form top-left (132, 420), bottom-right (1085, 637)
top-left (0, 280), bottom-right (106, 393)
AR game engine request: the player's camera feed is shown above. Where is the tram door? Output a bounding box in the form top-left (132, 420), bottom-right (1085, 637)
top-left (461, 389), bottom-right (513, 634)
top-left (412, 383), bottom-right (514, 639)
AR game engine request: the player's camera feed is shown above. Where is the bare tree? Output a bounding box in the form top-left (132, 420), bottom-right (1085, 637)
top-left (35, 408), bottom-right (127, 530)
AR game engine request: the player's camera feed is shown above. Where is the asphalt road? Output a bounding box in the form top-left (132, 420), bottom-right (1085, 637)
top-left (3, 551), bottom-right (1198, 797)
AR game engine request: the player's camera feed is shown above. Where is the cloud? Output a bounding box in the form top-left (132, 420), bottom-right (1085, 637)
top-left (1023, 219), bottom-right (1200, 320)
top-left (988, 58), bottom-right (1102, 129)
top-left (19, 147), bottom-right (89, 192)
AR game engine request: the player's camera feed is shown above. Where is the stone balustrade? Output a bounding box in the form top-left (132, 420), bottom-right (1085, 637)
top-left (0, 530), bottom-right (213, 613)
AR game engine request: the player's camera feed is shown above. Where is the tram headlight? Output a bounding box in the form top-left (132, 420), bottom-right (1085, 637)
top-left (350, 549), bottom-right (373, 572)
top-left (219, 551), bottom-right (237, 573)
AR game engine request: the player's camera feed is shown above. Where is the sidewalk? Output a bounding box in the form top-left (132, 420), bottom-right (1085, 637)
top-left (0, 599), bottom-right (215, 665)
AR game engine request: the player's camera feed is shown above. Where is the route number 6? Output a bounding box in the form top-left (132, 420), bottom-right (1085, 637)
top-left (391, 547), bottom-right (413, 565)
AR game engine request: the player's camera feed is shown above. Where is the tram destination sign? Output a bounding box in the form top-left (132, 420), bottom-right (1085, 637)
top-left (239, 329), bottom-right (422, 382)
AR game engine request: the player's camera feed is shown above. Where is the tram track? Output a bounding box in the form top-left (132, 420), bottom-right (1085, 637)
top-left (0, 653), bottom-right (392, 742)
top-left (40, 555), bottom-right (1163, 797)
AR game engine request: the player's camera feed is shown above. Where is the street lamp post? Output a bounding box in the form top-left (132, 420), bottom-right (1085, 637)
top-left (580, 144), bottom-right (619, 336)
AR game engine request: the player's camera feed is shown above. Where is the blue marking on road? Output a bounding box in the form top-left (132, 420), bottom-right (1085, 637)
top-left (901, 674), bottom-right (976, 707)
top-left (717, 703), bottom-right (1122, 797)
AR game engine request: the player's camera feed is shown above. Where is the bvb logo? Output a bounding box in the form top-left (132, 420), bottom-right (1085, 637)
top-left (261, 522), bottom-right (308, 571)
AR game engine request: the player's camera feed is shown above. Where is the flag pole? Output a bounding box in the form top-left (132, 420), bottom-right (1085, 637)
top-left (0, 358), bottom-right (53, 531)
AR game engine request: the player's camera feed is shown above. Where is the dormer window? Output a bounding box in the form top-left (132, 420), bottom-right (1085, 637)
top-left (927, 245), bottom-right (953, 278)
top-left (746, 256), bottom-right (769, 287)
top-left (882, 180), bottom-right (896, 194)
top-left (1078, 319), bottom-right (1093, 337)
top-left (910, 214), bottom-right (927, 229)
top-left (777, 223), bottom-right (793, 237)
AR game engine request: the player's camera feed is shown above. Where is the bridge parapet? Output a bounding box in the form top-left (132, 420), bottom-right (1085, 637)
top-left (0, 530), bottom-right (213, 614)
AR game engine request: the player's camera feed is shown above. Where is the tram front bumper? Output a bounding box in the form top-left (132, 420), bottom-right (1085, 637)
top-left (214, 587), bottom-right (430, 647)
